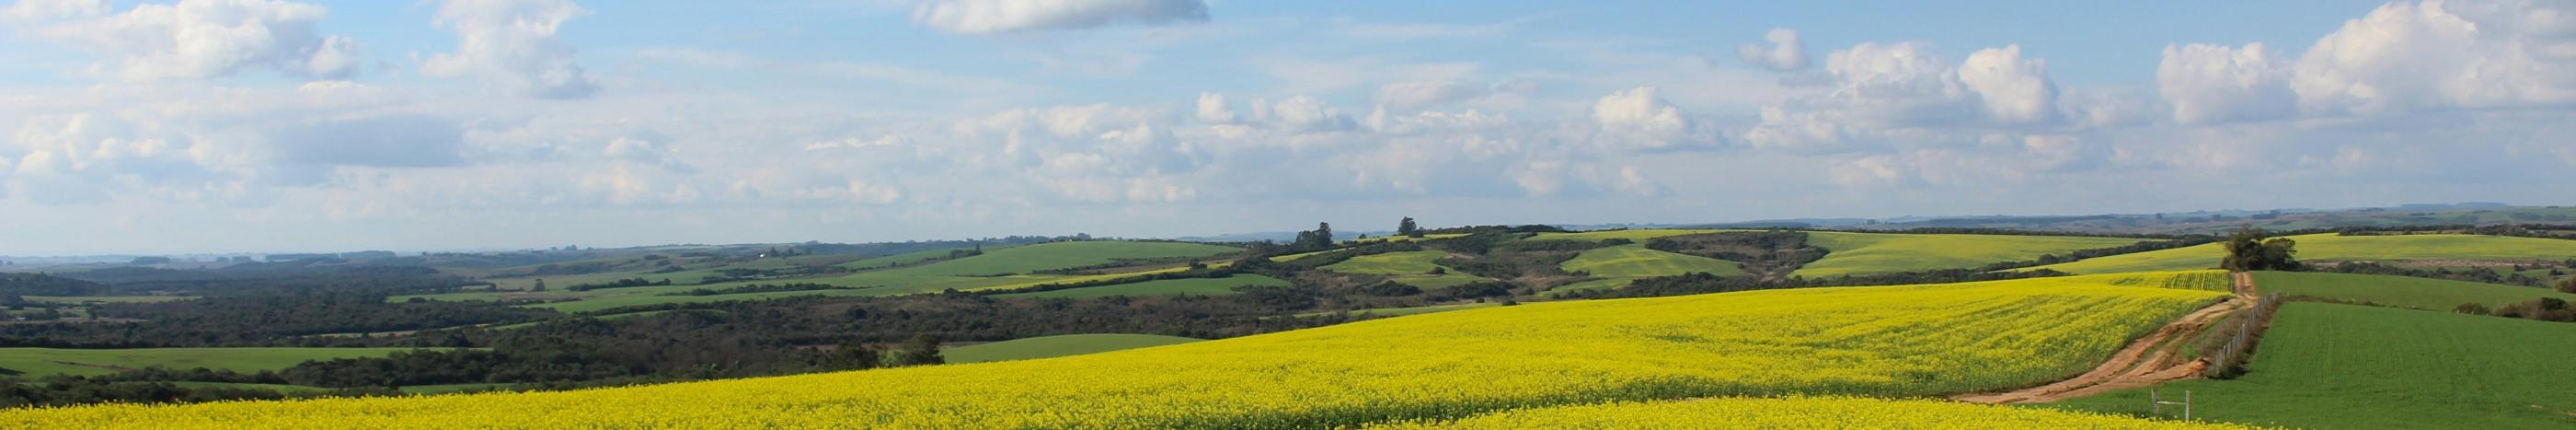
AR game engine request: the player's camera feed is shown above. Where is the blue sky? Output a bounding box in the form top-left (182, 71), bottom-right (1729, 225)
top-left (1, 0), bottom-right (2571, 255)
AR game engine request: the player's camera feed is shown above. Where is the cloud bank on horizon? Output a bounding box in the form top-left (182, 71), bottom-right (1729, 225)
top-left (0, 0), bottom-right (2571, 254)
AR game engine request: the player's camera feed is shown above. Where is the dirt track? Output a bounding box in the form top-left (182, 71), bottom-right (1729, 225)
top-left (1952, 273), bottom-right (2257, 404)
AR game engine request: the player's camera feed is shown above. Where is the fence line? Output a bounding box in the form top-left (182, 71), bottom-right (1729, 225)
top-left (2202, 292), bottom-right (2283, 379)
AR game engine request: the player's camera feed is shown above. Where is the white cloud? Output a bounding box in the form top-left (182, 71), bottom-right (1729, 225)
top-left (1736, 28), bottom-right (1810, 71)
top-left (422, 0), bottom-right (599, 99)
top-left (1193, 92), bottom-right (1236, 123)
top-left (3, 0), bottom-right (106, 21)
top-left (1264, 95), bottom-right (1355, 133)
top-left (1593, 87), bottom-right (1690, 137)
top-left (2156, 42), bottom-right (2295, 123)
top-left (1819, 41), bottom-right (1979, 127)
top-left (2291, 0), bottom-right (2576, 114)
top-left (26, 0), bottom-right (362, 80)
top-left (911, 0), bottom-right (1209, 34)
top-left (2164, 1), bottom-right (2576, 121)
top-left (802, 135), bottom-right (910, 151)
top-left (1957, 45), bottom-right (2059, 124)
top-left (1372, 79), bottom-right (1489, 111)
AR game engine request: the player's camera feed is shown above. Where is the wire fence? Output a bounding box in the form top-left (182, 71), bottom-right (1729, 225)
top-left (2202, 292), bottom-right (2283, 379)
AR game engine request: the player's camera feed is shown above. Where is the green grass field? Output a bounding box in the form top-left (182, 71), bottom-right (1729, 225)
top-left (1539, 278), bottom-right (1632, 296)
top-left (1318, 250), bottom-right (1491, 289)
top-left (2030, 233), bottom-right (2576, 274)
top-left (1794, 232), bottom-right (2149, 277)
top-left (887, 241), bottom-right (1240, 276)
top-left (2252, 272), bottom-right (2576, 311)
top-left (994, 274), bottom-right (1287, 298)
top-left (1558, 244), bottom-right (1743, 277)
top-left (2045, 303), bottom-right (2576, 428)
top-left (835, 247), bottom-right (993, 271)
top-left (1524, 228), bottom-right (1723, 242)
top-left (941, 333), bottom-right (1203, 364)
top-left (417, 241), bottom-right (1241, 312)
top-left (1297, 302), bottom-right (1504, 318)
top-left (1319, 250), bottom-right (1454, 275)
top-left (0, 347), bottom-right (440, 378)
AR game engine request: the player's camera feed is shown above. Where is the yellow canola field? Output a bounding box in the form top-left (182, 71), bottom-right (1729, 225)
top-left (1369, 396), bottom-right (2249, 429)
top-left (3, 273), bottom-right (2227, 429)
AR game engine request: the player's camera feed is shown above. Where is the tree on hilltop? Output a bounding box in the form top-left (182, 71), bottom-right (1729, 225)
top-left (2219, 225), bottom-right (2301, 272)
top-left (1397, 217), bottom-right (1421, 238)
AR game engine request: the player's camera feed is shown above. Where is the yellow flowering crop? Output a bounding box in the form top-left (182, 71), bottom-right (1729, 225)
top-left (1368, 396), bottom-right (2248, 429)
top-left (1, 273), bottom-right (2227, 429)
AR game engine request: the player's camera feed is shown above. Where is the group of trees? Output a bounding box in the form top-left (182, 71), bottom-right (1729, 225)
top-left (2220, 226), bottom-right (2303, 272)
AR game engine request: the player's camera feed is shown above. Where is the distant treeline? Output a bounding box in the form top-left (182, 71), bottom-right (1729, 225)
top-left (0, 293), bottom-right (555, 348)
top-left (0, 273), bottom-right (110, 297)
top-left (50, 263), bottom-right (476, 296)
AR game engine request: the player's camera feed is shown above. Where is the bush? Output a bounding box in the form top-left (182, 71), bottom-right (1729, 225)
top-left (2454, 302), bottom-right (2490, 315)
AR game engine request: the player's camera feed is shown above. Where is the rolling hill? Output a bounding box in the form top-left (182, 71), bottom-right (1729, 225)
top-left (2027, 234), bottom-right (2576, 274)
top-left (1558, 244), bottom-right (1744, 277)
top-left (2, 273), bottom-right (2224, 428)
top-left (1796, 232), bottom-right (2151, 277)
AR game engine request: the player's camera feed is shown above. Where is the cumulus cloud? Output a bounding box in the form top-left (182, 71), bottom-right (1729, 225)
top-left (2162, 0), bottom-right (2576, 121)
top-left (1957, 45), bottom-right (2059, 124)
top-left (2292, 0), bottom-right (2576, 114)
top-left (1372, 79), bottom-right (1491, 111)
top-left (25, 0), bottom-right (363, 80)
top-left (421, 0), bottom-right (600, 99)
top-left (912, 0), bottom-right (1209, 34)
top-left (2156, 43), bottom-right (2296, 123)
top-left (1593, 87), bottom-right (1691, 137)
top-left (1193, 92), bottom-right (1236, 123)
top-left (1256, 96), bottom-right (1355, 134)
top-left (1736, 28), bottom-right (1810, 71)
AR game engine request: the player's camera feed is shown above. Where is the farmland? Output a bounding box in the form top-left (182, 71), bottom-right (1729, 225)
top-left (943, 333), bottom-right (1203, 364)
top-left (1558, 244), bottom-right (1744, 277)
top-left (1795, 232), bottom-right (2150, 277)
top-left (0, 273), bottom-right (2223, 427)
top-left (2029, 233), bottom-right (2576, 274)
top-left (385, 240), bottom-right (1245, 313)
top-left (2045, 303), bottom-right (2576, 429)
top-left (2249, 271), bottom-right (2576, 310)
top-left (1524, 228), bottom-right (1728, 242)
top-left (992, 274), bottom-right (1285, 298)
top-left (1318, 250), bottom-right (1491, 288)
top-left (0, 348), bottom-right (437, 378)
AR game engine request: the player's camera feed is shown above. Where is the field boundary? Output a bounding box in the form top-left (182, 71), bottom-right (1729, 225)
top-left (1954, 273), bottom-right (2260, 404)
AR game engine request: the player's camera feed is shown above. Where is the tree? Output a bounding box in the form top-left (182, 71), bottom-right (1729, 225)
top-left (2219, 225), bottom-right (2300, 272)
top-left (891, 335), bottom-right (943, 366)
top-left (1397, 217), bottom-right (1421, 238)
top-left (530, 279), bottom-right (546, 292)
top-left (1292, 222), bottom-right (1335, 250)
top-left (829, 340), bottom-right (881, 370)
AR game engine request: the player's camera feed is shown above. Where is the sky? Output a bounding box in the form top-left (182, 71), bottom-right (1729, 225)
top-left (2, 0), bottom-right (2573, 255)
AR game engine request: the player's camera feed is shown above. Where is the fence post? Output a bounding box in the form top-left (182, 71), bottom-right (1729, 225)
top-left (2184, 389), bottom-right (2192, 420)
top-left (2152, 389), bottom-right (2160, 415)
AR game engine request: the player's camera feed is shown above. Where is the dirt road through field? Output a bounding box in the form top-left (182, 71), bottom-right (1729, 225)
top-left (1952, 273), bottom-right (2259, 404)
